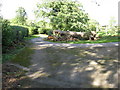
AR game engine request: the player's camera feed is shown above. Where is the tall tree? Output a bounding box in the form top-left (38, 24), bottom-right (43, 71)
top-left (12, 7), bottom-right (27, 25)
top-left (35, 0), bottom-right (90, 32)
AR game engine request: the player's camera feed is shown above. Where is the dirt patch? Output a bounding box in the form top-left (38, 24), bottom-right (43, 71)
top-left (2, 36), bottom-right (119, 88)
top-left (26, 37), bottom-right (119, 88)
top-left (2, 63), bottom-right (27, 88)
top-left (2, 63), bottom-right (60, 89)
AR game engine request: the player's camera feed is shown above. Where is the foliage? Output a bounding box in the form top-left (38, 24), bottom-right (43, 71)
top-left (10, 25), bottom-right (29, 41)
top-left (2, 43), bottom-right (26, 63)
top-left (36, 20), bottom-right (47, 27)
top-left (28, 26), bottom-right (38, 35)
top-left (35, 20), bottom-right (52, 35)
top-left (35, 0), bottom-right (90, 32)
top-left (87, 19), bottom-right (99, 31)
top-left (46, 29), bottom-right (53, 35)
top-left (27, 22), bottom-right (39, 35)
top-left (95, 17), bottom-right (118, 38)
top-left (2, 19), bottom-right (29, 53)
top-left (38, 28), bottom-right (46, 34)
top-left (12, 7), bottom-right (27, 25)
top-left (2, 19), bottom-right (13, 49)
top-left (38, 28), bottom-right (52, 35)
top-left (2, 34), bottom-right (39, 63)
top-left (97, 25), bottom-right (118, 37)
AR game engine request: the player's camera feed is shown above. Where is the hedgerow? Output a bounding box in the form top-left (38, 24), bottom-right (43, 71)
top-left (2, 19), bottom-right (29, 53)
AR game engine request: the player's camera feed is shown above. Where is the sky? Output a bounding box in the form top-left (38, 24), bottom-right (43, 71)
top-left (0, 0), bottom-right (119, 25)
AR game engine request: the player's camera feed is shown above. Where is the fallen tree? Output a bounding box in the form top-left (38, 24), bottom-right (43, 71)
top-left (52, 30), bottom-right (97, 40)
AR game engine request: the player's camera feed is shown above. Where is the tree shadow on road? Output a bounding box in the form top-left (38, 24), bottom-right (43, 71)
top-left (25, 43), bottom-right (119, 88)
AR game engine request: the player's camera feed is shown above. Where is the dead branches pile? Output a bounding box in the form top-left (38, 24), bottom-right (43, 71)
top-left (47, 30), bottom-right (97, 41)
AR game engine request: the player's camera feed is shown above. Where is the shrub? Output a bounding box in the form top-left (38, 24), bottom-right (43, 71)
top-left (97, 30), bottom-right (106, 37)
top-left (97, 26), bottom-right (118, 37)
top-left (38, 28), bottom-right (52, 35)
top-left (2, 20), bottom-right (13, 47)
top-left (2, 19), bottom-right (29, 53)
top-left (28, 26), bottom-right (39, 35)
top-left (10, 25), bottom-right (29, 41)
top-left (38, 28), bottom-right (46, 34)
top-left (46, 30), bottom-right (53, 36)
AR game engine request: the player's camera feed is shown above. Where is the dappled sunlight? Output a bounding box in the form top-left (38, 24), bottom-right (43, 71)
top-left (89, 61), bottom-right (97, 65)
top-left (2, 0), bottom-right (119, 88)
top-left (91, 70), bottom-right (114, 88)
top-left (31, 37), bottom-right (119, 49)
top-left (31, 64), bottom-right (37, 67)
top-left (82, 51), bottom-right (97, 57)
top-left (31, 45), bottom-right (48, 50)
top-left (28, 71), bottom-right (50, 79)
top-left (38, 44), bottom-right (54, 47)
top-left (89, 59), bottom-right (118, 88)
top-left (62, 62), bottom-right (67, 65)
top-left (69, 58), bottom-right (118, 88)
top-left (72, 67), bottom-right (83, 73)
top-left (24, 37), bottom-right (119, 88)
top-left (85, 66), bottom-right (94, 71)
top-left (66, 46), bottom-right (77, 48)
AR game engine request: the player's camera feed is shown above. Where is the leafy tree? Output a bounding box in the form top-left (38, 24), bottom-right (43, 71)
top-left (87, 19), bottom-right (99, 31)
top-left (108, 17), bottom-right (117, 36)
top-left (35, 0), bottom-right (90, 32)
top-left (12, 7), bottom-right (27, 25)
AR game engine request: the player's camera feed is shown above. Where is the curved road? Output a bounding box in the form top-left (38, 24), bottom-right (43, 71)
top-left (25, 36), bottom-right (119, 88)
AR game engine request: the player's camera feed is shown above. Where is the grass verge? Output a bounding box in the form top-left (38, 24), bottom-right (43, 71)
top-left (46, 36), bottom-right (120, 44)
top-left (24, 34), bottom-right (40, 40)
top-left (2, 34), bottom-right (40, 66)
top-left (11, 46), bottom-right (33, 67)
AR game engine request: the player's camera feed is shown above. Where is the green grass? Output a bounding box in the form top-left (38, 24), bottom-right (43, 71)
top-left (47, 36), bottom-right (120, 44)
top-left (2, 44), bottom-right (26, 63)
top-left (24, 34), bottom-right (40, 40)
top-left (2, 35), bottom-right (38, 66)
top-left (11, 47), bottom-right (34, 67)
top-left (2, 43), bottom-right (33, 67)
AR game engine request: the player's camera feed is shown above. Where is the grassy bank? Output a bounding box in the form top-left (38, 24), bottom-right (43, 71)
top-left (2, 35), bottom-right (40, 66)
top-left (46, 36), bottom-right (120, 44)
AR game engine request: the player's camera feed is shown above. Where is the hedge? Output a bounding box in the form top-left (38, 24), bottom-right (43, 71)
top-left (38, 28), bottom-right (53, 35)
top-left (10, 25), bottom-right (29, 41)
top-left (28, 26), bottom-right (39, 35)
top-left (2, 19), bottom-right (29, 53)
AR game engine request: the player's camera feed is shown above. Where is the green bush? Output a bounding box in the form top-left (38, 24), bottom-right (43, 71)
top-left (38, 28), bottom-right (52, 35)
top-left (2, 20), bottom-right (13, 47)
top-left (97, 26), bottom-right (118, 37)
top-left (10, 25), bottom-right (29, 41)
top-left (97, 30), bottom-right (106, 37)
top-left (46, 30), bottom-right (53, 36)
top-left (2, 19), bottom-right (29, 53)
top-left (38, 28), bottom-right (45, 34)
top-left (28, 26), bottom-right (39, 35)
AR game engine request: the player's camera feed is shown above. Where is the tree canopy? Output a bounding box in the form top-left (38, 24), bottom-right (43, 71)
top-left (12, 7), bottom-right (27, 25)
top-left (35, 0), bottom-right (90, 32)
